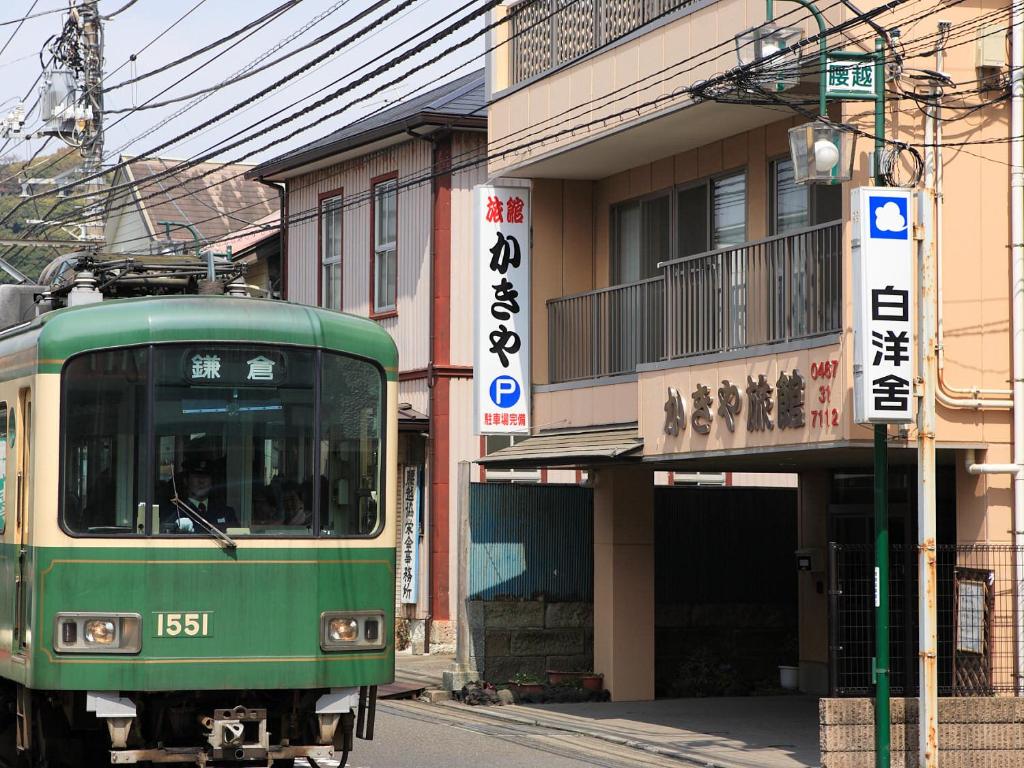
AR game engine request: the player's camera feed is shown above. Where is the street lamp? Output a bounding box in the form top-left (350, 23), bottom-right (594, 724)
top-left (788, 120), bottom-right (855, 183)
top-left (734, 24), bottom-right (804, 91)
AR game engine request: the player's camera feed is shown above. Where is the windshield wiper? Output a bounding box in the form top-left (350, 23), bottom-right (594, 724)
top-left (168, 495), bottom-right (237, 550)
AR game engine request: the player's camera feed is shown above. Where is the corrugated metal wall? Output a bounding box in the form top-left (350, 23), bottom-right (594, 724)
top-left (468, 483), bottom-right (593, 601)
top-left (450, 132), bottom-right (489, 367)
top-left (285, 140), bottom-right (433, 371)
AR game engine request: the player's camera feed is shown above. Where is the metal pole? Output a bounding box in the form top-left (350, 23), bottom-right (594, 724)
top-left (872, 36), bottom-right (892, 768)
top-left (911, 37), bottom-right (940, 768)
top-left (874, 423), bottom-right (890, 768)
top-left (766, 0), bottom-right (828, 116)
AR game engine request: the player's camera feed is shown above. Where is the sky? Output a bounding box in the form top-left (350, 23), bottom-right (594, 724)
top-left (0, 0), bottom-right (487, 170)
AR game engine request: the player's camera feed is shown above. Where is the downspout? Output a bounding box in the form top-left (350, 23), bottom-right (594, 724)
top-left (1011, 1), bottom-right (1024, 695)
top-left (255, 178), bottom-right (286, 299)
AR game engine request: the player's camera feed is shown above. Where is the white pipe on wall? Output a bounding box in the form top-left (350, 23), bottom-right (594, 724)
top-left (964, 449), bottom-right (1022, 476)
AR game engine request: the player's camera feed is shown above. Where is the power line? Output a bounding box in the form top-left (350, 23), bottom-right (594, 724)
top-left (30, 0), bottom-right (490, 209)
top-left (21, 0), bottom-right (975, 257)
top-left (103, 0), bottom-right (300, 94)
top-left (0, 0), bottom-right (41, 60)
top-left (0, 5), bottom-right (68, 28)
top-left (31, 0), bottom-right (884, 243)
top-left (101, 0), bottom-right (140, 19)
top-left (97, 0), bottom-right (931, 254)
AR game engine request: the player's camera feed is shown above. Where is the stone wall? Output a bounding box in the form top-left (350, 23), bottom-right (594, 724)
top-left (467, 599), bottom-right (594, 684)
top-left (820, 697), bottom-right (1024, 768)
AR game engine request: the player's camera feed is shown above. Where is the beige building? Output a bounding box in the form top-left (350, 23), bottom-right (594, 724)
top-left (480, 0), bottom-right (1020, 727)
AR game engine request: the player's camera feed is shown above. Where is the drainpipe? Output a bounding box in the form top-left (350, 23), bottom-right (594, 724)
top-left (964, 449), bottom-right (1022, 476)
top-left (1011, 0), bottom-right (1024, 697)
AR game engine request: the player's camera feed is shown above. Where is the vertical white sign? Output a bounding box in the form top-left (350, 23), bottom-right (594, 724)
top-left (474, 185), bottom-right (530, 435)
top-left (399, 465), bottom-right (420, 605)
top-left (852, 187), bottom-right (914, 424)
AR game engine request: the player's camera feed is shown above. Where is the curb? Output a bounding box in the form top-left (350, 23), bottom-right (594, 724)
top-left (436, 700), bottom-right (728, 768)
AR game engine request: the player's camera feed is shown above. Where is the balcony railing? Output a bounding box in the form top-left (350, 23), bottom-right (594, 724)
top-left (548, 276), bottom-right (664, 382)
top-left (545, 221), bottom-right (843, 384)
top-left (508, 0), bottom-right (697, 86)
top-left (662, 221), bottom-right (843, 359)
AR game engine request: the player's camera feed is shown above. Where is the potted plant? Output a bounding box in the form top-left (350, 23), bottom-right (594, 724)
top-left (508, 672), bottom-right (544, 696)
top-left (579, 673), bottom-right (603, 692)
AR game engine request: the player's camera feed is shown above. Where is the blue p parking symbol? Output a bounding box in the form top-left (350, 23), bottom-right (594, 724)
top-left (489, 375), bottom-right (521, 408)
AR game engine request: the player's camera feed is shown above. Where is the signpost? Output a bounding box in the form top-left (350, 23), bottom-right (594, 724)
top-left (473, 186), bottom-right (531, 436)
top-left (764, 2), bottom-right (896, 763)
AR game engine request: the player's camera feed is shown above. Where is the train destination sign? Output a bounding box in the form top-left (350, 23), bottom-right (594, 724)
top-left (182, 348), bottom-right (288, 386)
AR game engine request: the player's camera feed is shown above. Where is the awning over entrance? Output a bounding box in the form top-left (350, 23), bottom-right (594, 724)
top-left (477, 427), bottom-right (643, 469)
top-left (398, 402), bottom-right (429, 432)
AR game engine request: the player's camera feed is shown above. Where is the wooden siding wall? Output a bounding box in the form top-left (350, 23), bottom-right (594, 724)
top-left (285, 140), bottom-right (433, 372)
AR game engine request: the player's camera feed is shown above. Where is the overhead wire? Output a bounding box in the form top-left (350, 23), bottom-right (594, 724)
top-left (97, 0), bottom-right (927, 252)
top-left (29, 0), bottom-right (1007, 257)
top-left (103, 0), bottom-right (300, 94)
top-left (38, 0), bottom-right (894, 243)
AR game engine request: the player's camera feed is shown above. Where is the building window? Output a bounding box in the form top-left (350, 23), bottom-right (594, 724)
top-left (319, 194), bottom-right (342, 310)
top-left (770, 157), bottom-right (843, 235)
top-left (675, 171), bottom-right (748, 257)
top-left (611, 193), bottom-right (670, 284)
top-left (373, 177), bottom-right (398, 315)
top-left (483, 435), bottom-right (540, 483)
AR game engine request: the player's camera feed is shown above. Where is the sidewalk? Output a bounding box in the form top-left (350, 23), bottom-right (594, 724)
top-left (396, 653), bottom-right (820, 768)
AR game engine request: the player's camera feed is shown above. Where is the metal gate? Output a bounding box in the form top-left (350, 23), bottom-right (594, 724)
top-left (830, 544), bottom-right (1016, 696)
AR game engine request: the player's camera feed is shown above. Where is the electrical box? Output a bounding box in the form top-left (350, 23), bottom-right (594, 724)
top-left (795, 547), bottom-right (823, 572)
top-left (976, 24), bottom-right (1006, 71)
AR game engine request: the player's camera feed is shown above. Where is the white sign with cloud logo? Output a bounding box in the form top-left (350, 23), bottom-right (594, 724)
top-left (852, 187), bottom-right (915, 424)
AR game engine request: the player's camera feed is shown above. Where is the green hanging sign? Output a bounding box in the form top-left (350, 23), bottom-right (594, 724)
top-left (825, 51), bottom-right (877, 100)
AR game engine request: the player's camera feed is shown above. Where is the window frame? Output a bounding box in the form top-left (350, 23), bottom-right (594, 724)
top-left (370, 172), bottom-right (399, 319)
top-left (483, 434), bottom-right (541, 484)
top-left (317, 187), bottom-right (344, 311)
top-left (609, 167), bottom-right (749, 284)
top-left (57, 343), bottom-right (388, 541)
top-left (0, 401), bottom-right (6, 535)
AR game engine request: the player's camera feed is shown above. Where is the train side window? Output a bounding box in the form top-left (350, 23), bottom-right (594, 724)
top-left (319, 353), bottom-right (383, 537)
top-left (0, 402), bottom-right (6, 533)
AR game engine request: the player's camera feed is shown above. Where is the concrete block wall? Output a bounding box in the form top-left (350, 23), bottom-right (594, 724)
top-left (467, 599), bottom-right (594, 684)
top-left (820, 698), bottom-right (1024, 768)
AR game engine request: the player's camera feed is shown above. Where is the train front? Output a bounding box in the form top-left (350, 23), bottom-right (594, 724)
top-left (29, 314), bottom-right (398, 766)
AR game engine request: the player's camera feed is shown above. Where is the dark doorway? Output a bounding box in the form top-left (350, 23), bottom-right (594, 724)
top-left (654, 485), bottom-right (798, 698)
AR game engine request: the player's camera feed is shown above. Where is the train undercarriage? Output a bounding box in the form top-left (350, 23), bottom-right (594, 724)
top-left (0, 683), bottom-right (377, 767)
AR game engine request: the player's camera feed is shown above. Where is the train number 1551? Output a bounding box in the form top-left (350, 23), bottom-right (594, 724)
top-left (154, 612), bottom-right (212, 638)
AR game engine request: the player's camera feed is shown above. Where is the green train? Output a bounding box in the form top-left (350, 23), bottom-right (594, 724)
top-left (0, 294), bottom-right (398, 767)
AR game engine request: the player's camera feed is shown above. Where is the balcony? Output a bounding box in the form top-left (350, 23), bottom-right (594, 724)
top-left (508, 0), bottom-right (699, 86)
top-left (546, 221), bottom-right (842, 383)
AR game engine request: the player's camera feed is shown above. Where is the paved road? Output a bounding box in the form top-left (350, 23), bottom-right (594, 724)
top-left (299, 700), bottom-right (682, 768)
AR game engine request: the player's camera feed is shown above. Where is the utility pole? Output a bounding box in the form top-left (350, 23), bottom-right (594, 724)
top-left (77, 0), bottom-right (105, 244)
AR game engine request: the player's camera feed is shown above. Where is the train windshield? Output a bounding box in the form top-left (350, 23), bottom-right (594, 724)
top-left (61, 345), bottom-right (383, 538)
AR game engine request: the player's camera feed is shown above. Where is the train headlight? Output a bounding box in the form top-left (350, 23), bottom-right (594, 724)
top-left (320, 611), bottom-right (386, 651)
top-left (54, 613), bottom-right (141, 654)
top-left (84, 620), bottom-right (116, 645)
top-left (328, 618), bottom-right (358, 643)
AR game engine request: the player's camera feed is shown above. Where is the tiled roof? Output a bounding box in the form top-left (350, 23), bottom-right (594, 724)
top-left (120, 157), bottom-right (280, 246)
top-left (249, 69), bottom-right (485, 179)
